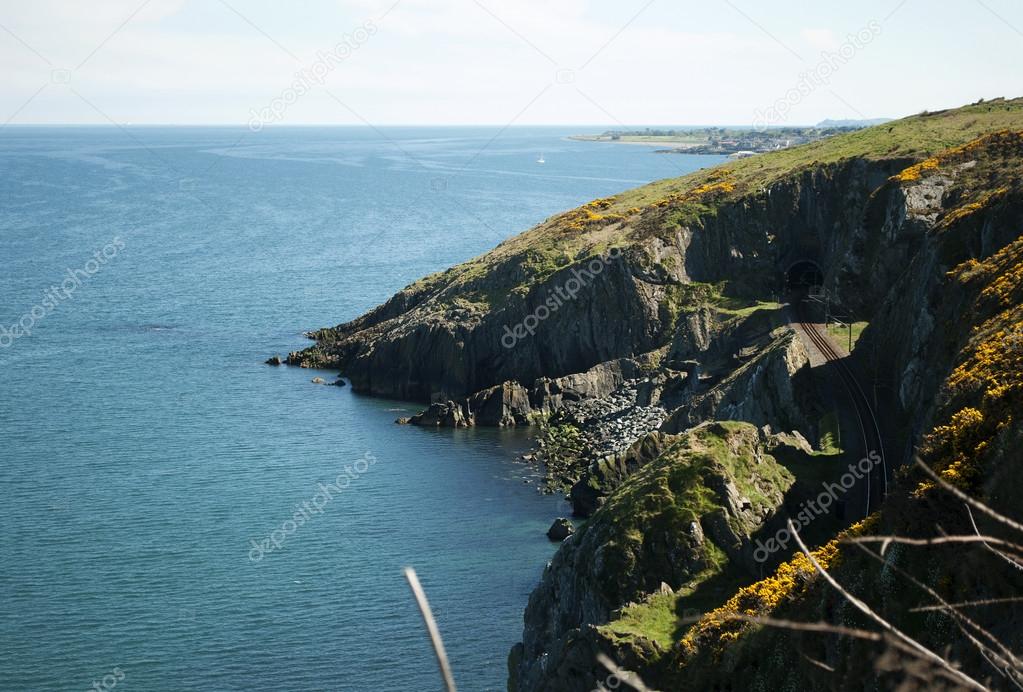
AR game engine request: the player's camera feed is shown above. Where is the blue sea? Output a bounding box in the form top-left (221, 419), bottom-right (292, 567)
top-left (0, 126), bottom-right (721, 691)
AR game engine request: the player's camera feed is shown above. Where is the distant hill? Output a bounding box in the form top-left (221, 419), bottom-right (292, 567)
top-left (816, 117), bottom-right (892, 128)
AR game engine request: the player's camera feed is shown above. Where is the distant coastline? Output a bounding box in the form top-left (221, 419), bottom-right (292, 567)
top-left (570, 121), bottom-right (889, 155)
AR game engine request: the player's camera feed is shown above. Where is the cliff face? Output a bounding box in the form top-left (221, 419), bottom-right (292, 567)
top-left (285, 99), bottom-right (1023, 690)
top-left (290, 156), bottom-right (904, 404)
top-left (537, 130), bottom-right (1023, 692)
top-left (511, 422), bottom-right (795, 692)
top-left (291, 241), bottom-right (676, 401)
top-left (659, 130), bottom-right (1023, 691)
top-left (293, 102), bottom-right (1020, 410)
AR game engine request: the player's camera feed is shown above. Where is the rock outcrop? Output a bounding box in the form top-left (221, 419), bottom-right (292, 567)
top-left (405, 358), bottom-right (644, 427)
top-left (546, 518), bottom-right (574, 541)
top-left (512, 422), bottom-right (795, 692)
top-left (662, 325), bottom-right (811, 435)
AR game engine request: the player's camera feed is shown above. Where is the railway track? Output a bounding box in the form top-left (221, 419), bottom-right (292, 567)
top-left (797, 304), bottom-right (888, 517)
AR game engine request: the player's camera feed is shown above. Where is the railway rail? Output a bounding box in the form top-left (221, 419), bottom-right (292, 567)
top-left (798, 304), bottom-right (888, 516)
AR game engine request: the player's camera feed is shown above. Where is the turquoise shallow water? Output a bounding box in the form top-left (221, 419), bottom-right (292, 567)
top-left (0, 126), bottom-right (721, 691)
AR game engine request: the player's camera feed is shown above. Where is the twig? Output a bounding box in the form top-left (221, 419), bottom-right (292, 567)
top-left (850, 540), bottom-right (1023, 680)
top-left (966, 504), bottom-right (1023, 571)
top-left (404, 567), bottom-right (457, 692)
top-left (595, 653), bottom-right (655, 692)
top-left (915, 456), bottom-right (1023, 534)
top-left (710, 614), bottom-right (884, 641)
top-left (845, 534), bottom-right (1023, 557)
top-left (910, 597), bottom-right (1023, 612)
top-left (709, 613), bottom-right (990, 689)
top-left (788, 520), bottom-right (990, 691)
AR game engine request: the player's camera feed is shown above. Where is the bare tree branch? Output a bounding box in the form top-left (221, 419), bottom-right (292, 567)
top-left (915, 456), bottom-right (1023, 534)
top-left (845, 534), bottom-right (1023, 558)
top-left (850, 540), bottom-right (1023, 681)
top-left (910, 597), bottom-right (1023, 612)
top-left (709, 613), bottom-right (995, 689)
top-left (965, 504), bottom-right (1023, 571)
top-left (595, 652), bottom-right (655, 692)
top-left (404, 567), bottom-right (458, 692)
top-left (788, 520), bottom-right (990, 691)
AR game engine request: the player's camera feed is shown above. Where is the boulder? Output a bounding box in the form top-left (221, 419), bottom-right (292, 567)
top-left (764, 430), bottom-right (815, 465)
top-left (547, 518), bottom-right (575, 541)
top-left (409, 401), bottom-right (472, 427)
top-left (468, 381), bottom-right (533, 426)
top-left (311, 377), bottom-right (327, 384)
top-left (265, 355), bottom-right (284, 366)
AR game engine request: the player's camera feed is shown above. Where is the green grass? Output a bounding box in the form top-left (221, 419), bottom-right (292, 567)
top-left (604, 590), bottom-right (691, 649)
top-left (591, 422), bottom-right (795, 569)
top-left (593, 423), bottom-right (794, 654)
top-left (660, 280), bottom-right (783, 323)
top-left (699, 422), bottom-right (795, 509)
top-left (615, 97), bottom-right (1023, 211)
top-left (601, 546), bottom-right (730, 650)
top-left (715, 298), bottom-right (785, 318)
top-left (827, 320), bottom-right (869, 351)
top-left (817, 411), bottom-right (842, 455)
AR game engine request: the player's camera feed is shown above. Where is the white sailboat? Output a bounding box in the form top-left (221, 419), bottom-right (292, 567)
top-left (537, 153), bottom-right (545, 164)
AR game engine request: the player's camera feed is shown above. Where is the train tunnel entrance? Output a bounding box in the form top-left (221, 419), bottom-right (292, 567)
top-left (786, 260), bottom-right (824, 290)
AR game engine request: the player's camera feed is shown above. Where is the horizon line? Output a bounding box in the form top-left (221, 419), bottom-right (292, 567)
top-left (0, 121), bottom-right (876, 129)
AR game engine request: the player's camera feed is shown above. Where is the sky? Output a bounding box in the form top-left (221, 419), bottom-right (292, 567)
top-left (1, 0), bottom-right (1021, 127)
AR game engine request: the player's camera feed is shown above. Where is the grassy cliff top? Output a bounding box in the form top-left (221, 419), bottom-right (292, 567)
top-left (399, 98), bottom-right (1023, 310)
top-left (616, 96), bottom-right (1023, 209)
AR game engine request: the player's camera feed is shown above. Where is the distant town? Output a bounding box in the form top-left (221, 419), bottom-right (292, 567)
top-left (570, 120), bottom-right (890, 156)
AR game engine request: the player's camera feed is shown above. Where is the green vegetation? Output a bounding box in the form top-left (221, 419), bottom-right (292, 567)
top-left (658, 282), bottom-right (716, 330)
top-left (599, 546), bottom-right (733, 650)
top-left (714, 297), bottom-right (784, 318)
top-left (601, 590), bottom-right (686, 650)
top-left (659, 280), bottom-right (783, 331)
top-left (582, 423), bottom-right (795, 661)
top-left (817, 411), bottom-right (842, 454)
top-left (596, 423), bottom-right (792, 545)
top-left (698, 423), bottom-right (794, 509)
top-left (615, 97), bottom-right (1023, 210)
top-left (536, 419), bottom-right (584, 491)
top-left (826, 320), bottom-right (868, 351)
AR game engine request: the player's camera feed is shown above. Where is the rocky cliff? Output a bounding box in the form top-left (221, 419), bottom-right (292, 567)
top-left (508, 120), bottom-right (1023, 691)
top-left (655, 128), bottom-right (1023, 692)
top-left (286, 98), bottom-right (1023, 690)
